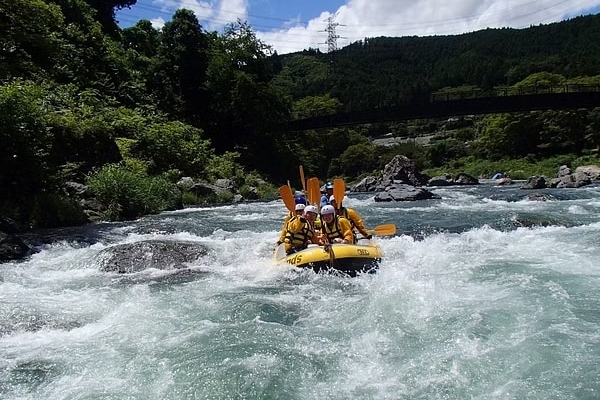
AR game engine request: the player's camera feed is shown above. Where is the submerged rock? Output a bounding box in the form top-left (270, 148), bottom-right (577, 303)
top-left (98, 240), bottom-right (208, 273)
top-left (0, 231), bottom-right (30, 262)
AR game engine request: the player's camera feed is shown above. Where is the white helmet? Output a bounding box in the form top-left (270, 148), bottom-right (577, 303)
top-left (295, 203), bottom-right (306, 211)
top-left (321, 205), bottom-right (335, 215)
top-left (304, 205), bottom-right (318, 214)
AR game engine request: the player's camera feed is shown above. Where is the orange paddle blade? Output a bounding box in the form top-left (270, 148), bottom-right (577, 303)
top-left (279, 185), bottom-right (295, 212)
top-left (307, 177), bottom-right (321, 207)
top-left (370, 224), bottom-right (396, 236)
top-left (299, 165), bottom-right (306, 191)
top-left (333, 178), bottom-right (345, 207)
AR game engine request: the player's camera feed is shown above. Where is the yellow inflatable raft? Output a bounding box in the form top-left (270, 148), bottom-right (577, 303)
top-left (273, 238), bottom-right (383, 276)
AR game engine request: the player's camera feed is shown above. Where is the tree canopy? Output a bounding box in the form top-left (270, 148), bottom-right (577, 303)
top-left (3, 1), bottom-right (600, 225)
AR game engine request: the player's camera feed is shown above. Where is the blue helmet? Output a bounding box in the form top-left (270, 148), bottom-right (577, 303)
top-left (325, 182), bottom-right (333, 189)
top-left (294, 196), bottom-right (307, 205)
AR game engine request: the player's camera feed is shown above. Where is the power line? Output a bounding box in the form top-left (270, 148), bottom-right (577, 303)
top-left (114, 0), bottom-right (597, 53)
top-left (121, 0), bottom-right (594, 32)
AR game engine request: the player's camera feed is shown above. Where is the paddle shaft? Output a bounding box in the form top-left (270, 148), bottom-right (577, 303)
top-left (299, 165), bottom-right (306, 192)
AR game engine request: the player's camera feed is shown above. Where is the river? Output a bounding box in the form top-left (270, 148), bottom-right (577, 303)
top-left (1, 182), bottom-right (600, 399)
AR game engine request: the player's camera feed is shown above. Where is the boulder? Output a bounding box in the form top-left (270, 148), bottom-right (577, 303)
top-left (381, 155), bottom-right (430, 187)
top-left (521, 176), bottom-right (547, 189)
top-left (575, 165), bottom-right (600, 181)
top-left (526, 193), bottom-right (555, 201)
top-left (427, 174), bottom-right (453, 186)
top-left (549, 173), bottom-right (591, 188)
top-left (64, 181), bottom-right (92, 198)
top-left (244, 186), bottom-right (260, 200)
top-left (351, 176), bottom-right (381, 192)
top-left (177, 177), bottom-right (195, 190)
top-left (0, 231), bottom-right (30, 262)
top-left (453, 173), bottom-right (479, 185)
top-left (374, 184), bottom-right (441, 202)
top-left (98, 240), bottom-right (208, 273)
top-left (215, 178), bottom-right (235, 190)
top-left (189, 182), bottom-right (228, 196)
top-left (557, 165), bottom-right (572, 178)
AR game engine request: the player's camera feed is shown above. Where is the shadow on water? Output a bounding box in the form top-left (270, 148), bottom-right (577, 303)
top-left (113, 267), bottom-right (211, 288)
top-left (0, 312), bottom-right (85, 337)
top-left (21, 221), bottom-right (134, 249)
top-left (0, 360), bottom-right (64, 395)
top-left (403, 210), bottom-right (579, 240)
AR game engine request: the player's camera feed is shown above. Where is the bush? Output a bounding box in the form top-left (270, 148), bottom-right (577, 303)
top-left (87, 164), bottom-right (180, 220)
top-left (132, 121), bottom-right (213, 176)
top-left (205, 151), bottom-right (244, 183)
top-left (31, 194), bottom-right (88, 228)
top-left (181, 190), bottom-right (199, 205)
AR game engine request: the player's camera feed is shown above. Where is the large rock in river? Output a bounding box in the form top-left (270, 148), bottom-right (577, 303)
top-left (381, 155), bottom-right (430, 187)
top-left (98, 240), bottom-right (208, 273)
top-left (374, 184), bottom-right (441, 202)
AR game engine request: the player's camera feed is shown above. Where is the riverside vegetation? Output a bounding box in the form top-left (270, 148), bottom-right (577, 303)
top-left (3, 1), bottom-right (600, 230)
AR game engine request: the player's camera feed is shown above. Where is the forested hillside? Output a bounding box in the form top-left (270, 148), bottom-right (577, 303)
top-left (273, 14), bottom-right (600, 109)
top-left (271, 13), bottom-right (600, 187)
top-left (2, 1), bottom-right (600, 230)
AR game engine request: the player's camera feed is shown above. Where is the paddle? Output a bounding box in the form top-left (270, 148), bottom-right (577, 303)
top-left (333, 178), bottom-right (345, 207)
top-left (299, 165), bottom-right (306, 192)
top-left (279, 185), bottom-right (295, 213)
top-left (307, 177), bottom-right (321, 208)
top-left (370, 224), bottom-right (397, 236)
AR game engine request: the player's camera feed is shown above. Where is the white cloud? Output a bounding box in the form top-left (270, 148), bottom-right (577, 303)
top-left (150, 0), bottom-right (248, 30)
top-left (255, 0), bottom-right (600, 54)
top-left (185, 1), bottom-right (215, 21)
top-left (151, 17), bottom-right (166, 29)
top-left (211, 0), bottom-right (248, 29)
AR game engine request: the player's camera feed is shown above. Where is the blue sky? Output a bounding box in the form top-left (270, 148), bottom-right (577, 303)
top-left (116, 0), bottom-right (600, 54)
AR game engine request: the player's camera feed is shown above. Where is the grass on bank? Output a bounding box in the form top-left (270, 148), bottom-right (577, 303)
top-left (422, 153), bottom-right (600, 180)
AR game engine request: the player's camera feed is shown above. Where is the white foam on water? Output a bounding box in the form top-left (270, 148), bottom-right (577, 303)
top-left (2, 188), bottom-right (600, 399)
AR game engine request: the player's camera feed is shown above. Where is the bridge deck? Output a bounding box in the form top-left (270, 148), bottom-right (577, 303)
top-left (287, 85), bottom-right (600, 130)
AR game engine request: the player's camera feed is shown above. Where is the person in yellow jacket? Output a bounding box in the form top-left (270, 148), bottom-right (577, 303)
top-left (277, 203), bottom-right (306, 246)
top-left (284, 205), bottom-right (320, 254)
top-left (329, 196), bottom-right (372, 239)
top-left (319, 205), bottom-right (355, 244)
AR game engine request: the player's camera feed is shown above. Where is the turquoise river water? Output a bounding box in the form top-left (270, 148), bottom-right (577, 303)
top-left (1, 182), bottom-right (600, 399)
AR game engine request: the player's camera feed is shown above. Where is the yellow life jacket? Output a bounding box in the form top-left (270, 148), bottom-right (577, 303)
top-left (314, 215), bottom-right (322, 230)
top-left (339, 207), bottom-right (361, 232)
top-left (338, 207), bottom-right (352, 227)
top-left (285, 216), bottom-right (316, 251)
top-left (278, 211), bottom-right (295, 243)
top-left (322, 215), bottom-right (344, 242)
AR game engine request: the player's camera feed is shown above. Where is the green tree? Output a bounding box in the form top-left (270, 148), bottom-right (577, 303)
top-left (293, 94), bottom-right (342, 119)
top-left (121, 19), bottom-right (159, 58)
top-left (86, 0), bottom-right (137, 36)
top-left (338, 143), bottom-right (377, 177)
top-left (150, 9), bottom-right (209, 123)
top-left (204, 20), bottom-right (291, 178)
top-left (131, 121), bottom-right (213, 177)
top-left (0, 0), bottom-right (64, 79)
top-left (476, 112), bottom-right (543, 159)
top-left (0, 81), bottom-right (52, 211)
